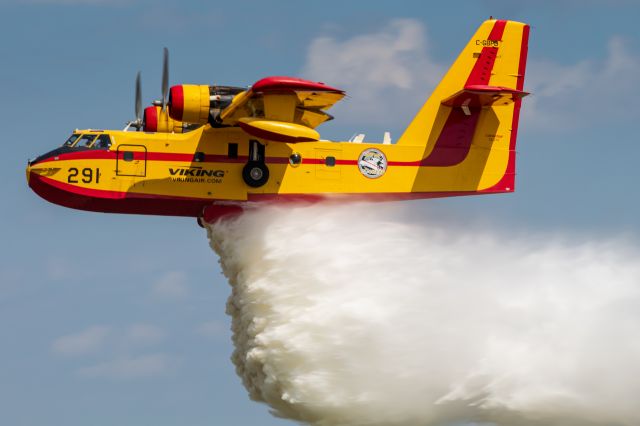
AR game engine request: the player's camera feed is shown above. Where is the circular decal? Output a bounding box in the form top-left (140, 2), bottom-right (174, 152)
top-left (358, 148), bottom-right (387, 179)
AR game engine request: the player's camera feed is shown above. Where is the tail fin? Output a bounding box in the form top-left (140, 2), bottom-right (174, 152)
top-left (399, 19), bottom-right (530, 193)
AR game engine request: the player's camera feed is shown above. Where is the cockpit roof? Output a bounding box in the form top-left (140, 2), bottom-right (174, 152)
top-left (74, 129), bottom-right (105, 133)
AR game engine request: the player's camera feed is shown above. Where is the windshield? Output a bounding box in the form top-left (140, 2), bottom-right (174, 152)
top-left (61, 133), bottom-right (111, 150)
top-left (63, 134), bottom-right (81, 147)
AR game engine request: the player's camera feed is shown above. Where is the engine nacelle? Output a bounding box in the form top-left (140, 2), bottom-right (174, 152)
top-left (169, 84), bottom-right (246, 125)
top-left (144, 106), bottom-right (184, 133)
top-left (169, 85), bottom-right (210, 124)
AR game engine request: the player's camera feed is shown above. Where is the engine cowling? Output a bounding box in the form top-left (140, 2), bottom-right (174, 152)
top-left (169, 85), bottom-right (210, 124)
top-left (143, 106), bottom-right (184, 133)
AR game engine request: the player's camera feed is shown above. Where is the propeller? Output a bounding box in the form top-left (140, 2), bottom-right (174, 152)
top-left (124, 48), bottom-right (170, 131)
top-left (151, 48), bottom-right (170, 109)
top-left (134, 71), bottom-right (142, 129)
top-left (124, 71), bottom-right (144, 131)
top-left (162, 47), bottom-right (169, 111)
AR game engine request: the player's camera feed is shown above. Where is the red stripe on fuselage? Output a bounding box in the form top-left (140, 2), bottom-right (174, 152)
top-left (37, 150), bottom-right (114, 163)
top-left (34, 149), bottom-right (433, 168)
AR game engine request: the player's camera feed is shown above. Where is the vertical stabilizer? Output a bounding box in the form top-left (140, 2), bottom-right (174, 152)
top-left (399, 19), bottom-right (530, 193)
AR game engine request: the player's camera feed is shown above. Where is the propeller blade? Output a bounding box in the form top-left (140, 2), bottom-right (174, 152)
top-left (162, 47), bottom-right (169, 111)
top-left (135, 71), bottom-right (142, 129)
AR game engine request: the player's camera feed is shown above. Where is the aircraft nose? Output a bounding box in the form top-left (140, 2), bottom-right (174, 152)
top-left (26, 156), bottom-right (64, 189)
top-left (26, 156), bottom-right (43, 186)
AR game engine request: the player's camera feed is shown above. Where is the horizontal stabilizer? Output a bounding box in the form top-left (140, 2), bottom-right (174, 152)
top-left (442, 85), bottom-right (529, 109)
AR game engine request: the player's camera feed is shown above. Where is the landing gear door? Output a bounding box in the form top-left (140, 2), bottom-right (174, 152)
top-left (116, 144), bottom-right (147, 177)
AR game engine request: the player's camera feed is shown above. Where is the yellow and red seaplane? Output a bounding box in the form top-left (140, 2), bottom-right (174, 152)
top-left (27, 19), bottom-right (529, 225)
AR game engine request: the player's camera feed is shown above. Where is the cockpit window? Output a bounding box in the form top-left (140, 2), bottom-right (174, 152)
top-left (63, 134), bottom-right (81, 147)
top-left (75, 134), bottom-right (97, 148)
top-left (61, 133), bottom-right (112, 150)
top-left (94, 134), bottom-right (112, 150)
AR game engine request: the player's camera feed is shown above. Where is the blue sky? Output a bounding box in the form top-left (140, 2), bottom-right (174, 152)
top-left (1, 1), bottom-right (640, 425)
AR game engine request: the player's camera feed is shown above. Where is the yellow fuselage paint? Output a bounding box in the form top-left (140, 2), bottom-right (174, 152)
top-left (27, 122), bottom-right (509, 201)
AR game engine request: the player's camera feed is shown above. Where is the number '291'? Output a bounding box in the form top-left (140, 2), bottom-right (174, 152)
top-left (68, 167), bottom-right (100, 184)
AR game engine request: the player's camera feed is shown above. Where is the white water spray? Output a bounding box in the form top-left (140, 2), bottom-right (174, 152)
top-left (207, 202), bottom-right (640, 426)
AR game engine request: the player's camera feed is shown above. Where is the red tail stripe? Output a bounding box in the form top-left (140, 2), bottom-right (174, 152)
top-left (465, 20), bottom-right (507, 86)
top-left (516, 24), bottom-right (530, 91)
top-left (420, 108), bottom-right (481, 167)
top-left (481, 23), bottom-right (530, 193)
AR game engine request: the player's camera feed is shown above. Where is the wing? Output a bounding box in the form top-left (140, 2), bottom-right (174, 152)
top-left (219, 76), bottom-right (345, 142)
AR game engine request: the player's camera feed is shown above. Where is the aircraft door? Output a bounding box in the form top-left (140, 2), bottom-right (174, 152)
top-left (116, 144), bottom-right (147, 177)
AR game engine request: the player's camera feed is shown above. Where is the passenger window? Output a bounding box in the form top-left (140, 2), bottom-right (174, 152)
top-left (94, 134), bottom-right (112, 150)
top-left (193, 152), bottom-right (205, 162)
top-left (228, 143), bottom-right (238, 159)
top-left (325, 156), bottom-right (336, 167)
top-left (63, 134), bottom-right (81, 147)
top-left (123, 152), bottom-right (134, 162)
top-left (75, 134), bottom-right (97, 148)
